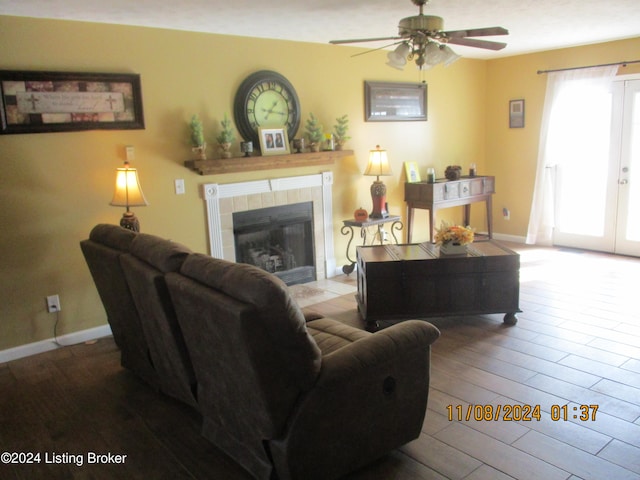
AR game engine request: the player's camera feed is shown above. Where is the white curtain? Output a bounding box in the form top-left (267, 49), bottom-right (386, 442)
top-left (525, 65), bottom-right (619, 245)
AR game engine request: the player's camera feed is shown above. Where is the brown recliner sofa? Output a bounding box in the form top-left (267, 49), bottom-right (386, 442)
top-left (81, 225), bottom-right (440, 480)
top-left (167, 253), bottom-right (441, 480)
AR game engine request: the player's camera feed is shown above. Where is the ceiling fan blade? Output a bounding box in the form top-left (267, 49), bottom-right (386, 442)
top-left (447, 37), bottom-right (507, 50)
top-left (351, 41), bottom-right (406, 57)
top-left (329, 36), bottom-right (402, 45)
top-left (444, 27), bottom-right (509, 38)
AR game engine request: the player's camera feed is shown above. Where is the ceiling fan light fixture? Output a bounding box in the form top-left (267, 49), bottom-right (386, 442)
top-left (330, 0), bottom-right (508, 72)
top-left (441, 45), bottom-right (461, 66)
top-left (386, 43), bottom-right (411, 70)
top-left (424, 42), bottom-right (447, 65)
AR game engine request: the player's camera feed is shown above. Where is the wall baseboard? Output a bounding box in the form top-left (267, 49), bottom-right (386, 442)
top-left (0, 324), bottom-right (113, 364)
top-left (492, 233), bottom-right (527, 244)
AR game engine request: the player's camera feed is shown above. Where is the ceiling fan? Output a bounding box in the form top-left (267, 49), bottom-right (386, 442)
top-left (329, 0), bottom-right (508, 70)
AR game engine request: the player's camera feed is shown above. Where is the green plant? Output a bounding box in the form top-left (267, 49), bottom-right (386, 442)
top-left (304, 112), bottom-right (324, 144)
top-left (332, 114), bottom-right (351, 143)
top-left (189, 114), bottom-right (205, 147)
top-left (215, 114), bottom-right (236, 144)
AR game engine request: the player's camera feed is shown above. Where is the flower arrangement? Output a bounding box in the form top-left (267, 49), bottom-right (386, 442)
top-left (434, 222), bottom-right (475, 246)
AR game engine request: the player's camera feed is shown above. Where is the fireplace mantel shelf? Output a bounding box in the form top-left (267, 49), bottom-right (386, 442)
top-left (184, 149), bottom-right (353, 175)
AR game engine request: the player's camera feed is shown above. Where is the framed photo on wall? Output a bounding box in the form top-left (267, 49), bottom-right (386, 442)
top-left (365, 81), bottom-right (427, 122)
top-left (509, 99), bottom-right (525, 128)
top-left (0, 70), bottom-right (145, 134)
top-left (258, 127), bottom-right (290, 156)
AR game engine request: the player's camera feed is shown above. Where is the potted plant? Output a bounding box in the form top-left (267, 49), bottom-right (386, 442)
top-left (189, 114), bottom-right (206, 160)
top-left (332, 114), bottom-right (351, 150)
top-left (304, 113), bottom-right (324, 152)
top-left (216, 114), bottom-right (236, 159)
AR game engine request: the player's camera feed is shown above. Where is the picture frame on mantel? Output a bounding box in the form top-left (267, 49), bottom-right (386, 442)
top-left (365, 81), bottom-right (427, 122)
top-left (258, 127), bottom-right (290, 156)
top-left (0, 70), bottom-right (145, 134)
top-left (509, 99), bottom-right (525, 128)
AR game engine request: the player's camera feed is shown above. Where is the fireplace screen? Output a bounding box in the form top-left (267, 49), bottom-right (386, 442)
top-left (233, 202), bottom-right (316, 285)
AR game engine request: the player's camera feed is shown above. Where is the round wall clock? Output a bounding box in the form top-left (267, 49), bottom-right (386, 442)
top-left (233, 70), bottom-right (301, 147)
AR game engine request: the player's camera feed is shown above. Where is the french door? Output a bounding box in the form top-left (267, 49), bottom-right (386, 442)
top-left (553, 77), bottom-right (640, 257)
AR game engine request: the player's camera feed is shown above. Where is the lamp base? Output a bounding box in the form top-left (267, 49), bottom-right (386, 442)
top-left (369, 180), bottom-right (389, 219)
top-left (120, 211), bottom-right (140, 232)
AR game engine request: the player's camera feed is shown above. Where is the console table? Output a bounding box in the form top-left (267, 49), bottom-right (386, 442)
top-left (405, 176), bottom-right (495, 243)
top-left (341, 215), bottom-right (403, 274)
top-left (356, 240), bottom-right (520, 330)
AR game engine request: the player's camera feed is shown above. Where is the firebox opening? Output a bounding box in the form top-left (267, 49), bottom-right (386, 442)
top-left (233, 202), bottom-right (316, 286)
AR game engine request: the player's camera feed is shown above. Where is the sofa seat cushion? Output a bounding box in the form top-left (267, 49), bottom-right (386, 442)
top-left (306, 318), bottom-right (371, 356)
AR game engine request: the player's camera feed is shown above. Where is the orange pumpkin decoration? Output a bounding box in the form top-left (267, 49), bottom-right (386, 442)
top-left (354, 207), bottom-right (368, 222)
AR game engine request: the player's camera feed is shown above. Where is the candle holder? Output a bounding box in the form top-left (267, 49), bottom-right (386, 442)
top-left (292, 138), bottom-right (305, 154)
top-left (240, 141), bottom-right (253, 157)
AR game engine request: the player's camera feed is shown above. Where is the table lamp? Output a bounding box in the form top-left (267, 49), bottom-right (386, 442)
top-left (364, 145), bottom-right (393, 218)
top-left (110, 161), bottom-right (148, 232)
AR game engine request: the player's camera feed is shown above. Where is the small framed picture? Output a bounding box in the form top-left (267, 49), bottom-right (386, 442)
top-left (509, 99), bottom-right (525, 128)
top-left (258, 127), bottom-right (290, 156)
top-left (404, 161), bottom-right (421, 182)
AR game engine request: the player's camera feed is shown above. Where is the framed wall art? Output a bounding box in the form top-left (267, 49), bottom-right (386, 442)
top-left (0, 70), bottom-right (145, 134)
top-left (365, 81), bottom-right (427, 122)
top-left (509, 99), bottom-right (525, 128)
top-left (258, 127), bottom-right (290, 156)
top-left (404, 161), bottom-right (421, 182)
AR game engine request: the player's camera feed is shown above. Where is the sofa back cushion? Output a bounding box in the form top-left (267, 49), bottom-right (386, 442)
top-left (79, 224), bottom-right (157, 387)
top-left (167, 253), bottom-right (321, 436)
top-left (120, 233), bottom-right (197, 407)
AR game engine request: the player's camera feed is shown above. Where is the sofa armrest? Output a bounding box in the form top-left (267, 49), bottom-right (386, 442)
top-left (317, 320), bottom-right (440, 385)
top-left (269, 320), bottom-right (440, 480)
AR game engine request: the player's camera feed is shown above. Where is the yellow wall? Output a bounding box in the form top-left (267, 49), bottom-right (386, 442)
top-left (485, 38), bottom-right (640, 237)
top-left (0, 14), bottom-right (637, 352)
top-left (0, 15), bottom-right (487, 350)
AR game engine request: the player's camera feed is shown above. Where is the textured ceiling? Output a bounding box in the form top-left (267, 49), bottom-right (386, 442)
top-left (1, 0), bottom-right (639, 60)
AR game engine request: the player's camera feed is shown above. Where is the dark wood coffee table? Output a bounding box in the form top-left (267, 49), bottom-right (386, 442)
top-left (356, 241), bottom-right (520, 330)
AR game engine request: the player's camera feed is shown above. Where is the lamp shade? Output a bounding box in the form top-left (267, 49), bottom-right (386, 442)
top-left (110, 162), bottom-right (148, 208)
top-left (364, 145), bottom-right (393, 179)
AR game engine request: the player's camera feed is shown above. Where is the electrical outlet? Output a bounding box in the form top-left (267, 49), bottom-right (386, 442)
top-left (46, 294), bottom-right (61, 313)
top-left (502, 207), bottom-right (511, 220)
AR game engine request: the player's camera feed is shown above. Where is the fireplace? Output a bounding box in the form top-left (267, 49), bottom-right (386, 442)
top-left (202, 172), bottom-right (336, 281)
top-left (233, 202), bottom-right (315, 285)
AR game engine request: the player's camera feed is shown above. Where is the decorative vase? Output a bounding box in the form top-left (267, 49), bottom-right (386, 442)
top-left (439, 242), bottom-right (468, 256)
top-left (445, 165), bottom-right (462, 181)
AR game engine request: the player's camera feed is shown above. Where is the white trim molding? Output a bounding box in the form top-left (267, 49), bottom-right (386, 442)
top-left (0, 324), bottom-right (113, 364)
top-left (201, 172), bottom-right (335, 280)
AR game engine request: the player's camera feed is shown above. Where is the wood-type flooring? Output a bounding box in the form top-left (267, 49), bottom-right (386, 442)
top-left (1, 243), bottom-right (639, 479)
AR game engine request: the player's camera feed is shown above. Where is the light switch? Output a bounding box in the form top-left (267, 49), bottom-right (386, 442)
top-left (175, 179), bottom-right (185, 195)
top-left (125, 145), bottom-right (135, 161)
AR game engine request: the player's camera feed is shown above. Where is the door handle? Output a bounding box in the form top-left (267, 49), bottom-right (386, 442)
top-left (619, 179), bottom-right (628, 185)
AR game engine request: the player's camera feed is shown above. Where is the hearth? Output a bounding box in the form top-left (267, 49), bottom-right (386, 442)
top-left (233, 202), bottom-right (315, 285)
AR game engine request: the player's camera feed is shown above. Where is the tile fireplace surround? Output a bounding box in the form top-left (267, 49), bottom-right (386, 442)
top-left (202, 172), bottom-right (336, 281)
